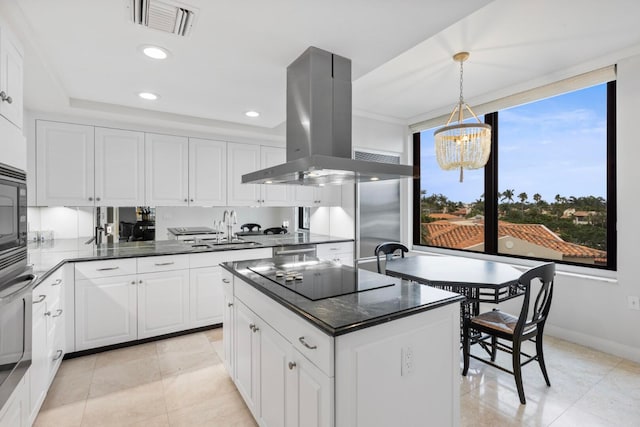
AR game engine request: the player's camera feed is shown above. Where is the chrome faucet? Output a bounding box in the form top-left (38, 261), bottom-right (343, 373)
top-left (222, 210), bottom-right (238, 242)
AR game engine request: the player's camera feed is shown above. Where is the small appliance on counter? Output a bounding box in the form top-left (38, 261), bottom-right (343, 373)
top-left (236, 223), bottom-right (262, 236)
top-left (167, 226), bottom-right (222, 241)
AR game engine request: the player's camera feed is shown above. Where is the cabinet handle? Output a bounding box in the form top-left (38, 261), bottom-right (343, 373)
top-left (51, 309), bottom-right (63, 318)
top-left (190, 199), bottom-right (194, 202)
top-left (249, 323), bottom-right (256, 331)
top-left (222, 278), bottom-right (230, 283)
top-left (96, 197), bottom-right (101, 202)
top-left (33, 295), bottom-right (46, 304)
top-left (154, 261), bottom-right (174, 266)
top-left (88, 197), bottom-right (93, 201)
top-left (53, 350), bottom-right (63, 361)
top-left (288, 361), bottom-right (297, 370)
top-left (96, 266), bottom-right (119, 271)
top-left (0, 91), bottom-right (10, 103)
top-left (227, 302), bottom-right (233, 307)
top-left (139, 280), bottom-right (143, 284)
top-left (298, 336), bottom-right (317, 350)
top-left (51, 278), bottom-right (62, 286)
top-left (131, 281), bottom-right (136, 285)
top-left (253, 326), bottom-right (260, 333)
top-left (184, 199), bottom-right (188, 202)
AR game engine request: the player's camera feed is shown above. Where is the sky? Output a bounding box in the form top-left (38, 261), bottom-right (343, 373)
top-left (420, 83), bottom-right (608, 204)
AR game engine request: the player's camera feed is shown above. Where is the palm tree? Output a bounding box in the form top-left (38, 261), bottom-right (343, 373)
top-left (518, 192), bottom-right (528, 216)
top-left (501, 189), bottom-right (515, 203)
top-left (533, 193), bottom-right (542, 204)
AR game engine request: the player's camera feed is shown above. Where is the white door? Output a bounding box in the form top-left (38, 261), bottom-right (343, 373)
top-left (234, 300), bottom-right (260, 414)
top-left (145, 133), bottom-right (189, 206)
top-left (36, 121), bottom-right (95, 206)
top-left (29, 295), bottom-right (48, 422)
top-left (189, 138), bottom-right (227, 206)
top-left (75, 275), bottom-right (137, 351)
top-left (0, 30), bottom-right (23, 129)
top-left (227, 142), bottom-right (261, 206)
top-left (223, 292), bottom-right (234, 376)
top-left (287, 349), bottom-right (332, 427)
top-left (137, 270), bottom-right (190, 339)
top-left (95, 127), bottom-right (145, 206)
top-left (261, 146), bottom-right (290, 206)
top-left (259, 322), bottom-right (290, 427)
top-left (189, 266), bottom-right (224, 328)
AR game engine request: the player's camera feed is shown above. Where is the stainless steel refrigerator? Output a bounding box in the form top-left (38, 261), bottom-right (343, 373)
top-left (355, 151), bottom-right (402, 261)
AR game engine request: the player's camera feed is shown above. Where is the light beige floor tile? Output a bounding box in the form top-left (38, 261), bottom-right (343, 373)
top-left (127, 413), bottom-right (170, 427)
top-left (34, 400), bottom-right (86, 427)
top-left (211, 339), bottom-right (225, 362)
top-left (572, 371), bottom-right (640, 426)
top-left (81, 381), bottom-right (167, 427)
top-left (42, 370), bottom-right (93, 409)
top-left (548, 406), bottom-right (613, 427)
top-left (166, 388), bottom-right (255, 427)
top-left (89, 355), bottom-right (162, 398)
top-left (94, 342), bottom-right (158, 369)
top-left (156, 332), bottom-right (211, 355)
top-left (162, 364), bottom-right (236, 412)
top-left (158, 346), bottom-right (221, 377)
top-left (56, 354), bottom-right (97, 378)
top-left (460, 393), bottom-right (524, 427)
top-left (203, 327), bottom-right (223, 342)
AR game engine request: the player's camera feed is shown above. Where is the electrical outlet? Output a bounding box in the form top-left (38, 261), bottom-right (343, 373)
top-left (628, 296), bottom-right (640, 311)
top-left (401, 346), bottom-right (414, 376)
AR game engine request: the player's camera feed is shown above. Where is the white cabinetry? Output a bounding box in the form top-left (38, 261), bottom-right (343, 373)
top-left (221, 269), bottom-right (234, 376)
top-left (36, 121), bottom-right (95, 206)
top-left (137, 269), bottom-right (190, 339)
top-left (227, 142), bottom-right (261, 206)
top-left (145, 133), bottom-right (189, 206)
top-left (94, 127), bottom-right (145, 206)
top-left (189, 138), bottom-right (226, 206)
top-left (292, 185), bottom-right (342, 207)
top-left (189, 266), bottom-right (224, 328)
top-left (316, 241), bottom-right (354, 266)
top-left (260, 146), bottom-right (290, 206)
top-left (0, 25), bottom-right (23, 129)
top-left (0, 374), bottom-right (26, 427)
top-left (234, 300), bottom-right (260, 415)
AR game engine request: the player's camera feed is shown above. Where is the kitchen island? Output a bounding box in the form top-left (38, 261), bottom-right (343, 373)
top-left (221, 257), bottom-right (465, 427)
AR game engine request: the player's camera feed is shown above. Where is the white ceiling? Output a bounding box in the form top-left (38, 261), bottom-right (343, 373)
top-left (6, 0), bottom-right (640, 130)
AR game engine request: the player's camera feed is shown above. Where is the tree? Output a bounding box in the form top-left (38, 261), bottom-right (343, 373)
top-left (533, 193), bottom-right (542, 204)
top-left (518, 192), bottom-right (528, 216)
top-left (501, 189), bottom-right (515, 203)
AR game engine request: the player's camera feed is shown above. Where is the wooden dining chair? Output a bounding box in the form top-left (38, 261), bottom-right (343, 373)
top-left (374, 242), bottom-right (409, 274)
top-left (462, 262), bottom-right (555, 404)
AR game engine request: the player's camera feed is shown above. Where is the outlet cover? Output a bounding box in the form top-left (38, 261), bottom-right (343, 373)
top-left (628, 296), bottom-right (640, 311)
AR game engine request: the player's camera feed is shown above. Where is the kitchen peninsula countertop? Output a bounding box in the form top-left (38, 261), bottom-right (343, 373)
top-left (221, 258), bottom-right (464, 336)
top-left (28, 233), bottom-right (352, 286)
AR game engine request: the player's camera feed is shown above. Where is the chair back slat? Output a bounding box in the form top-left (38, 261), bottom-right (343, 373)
top-left (515, 263), bottom-right (555, 335)
top-left (374, 242), bottom-right (409, 274)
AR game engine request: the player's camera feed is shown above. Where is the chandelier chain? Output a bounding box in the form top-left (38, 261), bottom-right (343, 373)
top-left (459, 59), bottom-right (464, 105)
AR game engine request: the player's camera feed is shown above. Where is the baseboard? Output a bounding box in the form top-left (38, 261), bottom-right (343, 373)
top-left (546, 324), bottom-right (640, 363)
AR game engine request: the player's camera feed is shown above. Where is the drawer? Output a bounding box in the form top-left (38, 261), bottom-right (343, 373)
top-left (224, 248), bottom-right (272, 263)
top-left (75, 258), bottom-right (137, 279)
top-left (33, 267), bottom-right (64, 305)
top-left (137, 255), bottom-right (189, 273)
top-left (316, 241), bottom-right (354, 257)
top-left (190, 252), bottom-right (226, 269)
top-left (234, 276), bottom-right (334, 376)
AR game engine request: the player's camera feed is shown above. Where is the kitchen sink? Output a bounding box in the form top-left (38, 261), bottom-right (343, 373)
top-left (191, 239), bottom-right (262, 249)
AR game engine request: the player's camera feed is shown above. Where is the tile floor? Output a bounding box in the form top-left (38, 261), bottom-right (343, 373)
top-left (33, 329), bottom-right (640, 427)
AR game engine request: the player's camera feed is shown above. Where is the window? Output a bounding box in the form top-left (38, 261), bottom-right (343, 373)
top-left (413, 82), bottom-right (616, 270)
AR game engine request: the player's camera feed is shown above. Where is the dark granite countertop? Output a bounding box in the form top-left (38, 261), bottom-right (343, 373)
top-left (221, 258), bottom-right (465, 337)
top-left (29, 233), bottom-right (353, 287)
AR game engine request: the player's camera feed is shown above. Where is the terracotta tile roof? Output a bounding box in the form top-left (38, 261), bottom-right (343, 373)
top-left (428, 213), bottom-right (461, 220)
top-left (422, 221), bottom-right (606, 260)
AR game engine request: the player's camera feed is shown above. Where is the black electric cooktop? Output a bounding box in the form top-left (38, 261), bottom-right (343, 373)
top-left (248, 261), bottom-right (395, 301)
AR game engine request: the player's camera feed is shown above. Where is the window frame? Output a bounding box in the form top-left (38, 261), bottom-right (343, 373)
top-left (412, 81), bottom-right (617, 271)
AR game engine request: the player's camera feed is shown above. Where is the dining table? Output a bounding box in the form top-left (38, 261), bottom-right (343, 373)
top-left (385, 255), bottom-right (524, 323)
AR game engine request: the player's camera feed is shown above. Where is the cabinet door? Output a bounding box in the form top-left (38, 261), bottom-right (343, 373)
top-left (234, 300), bottom-right (260, 415)
top-left (0, 379), bottom-right (25, 427)
top-left (292, 186), bottom-right (316, 207)
top-left (317, 185), bottom-right (342, 207)
top-left (0, 29), bottom-right (23, 129)
top-left (260, 146), bottom-right (290, 206)
top-left (189, 138), bottom-right (227, 206)
top-left (75, 275), bottom-right (137, 351)
top-left (189, 266), bottom-right (224, 328)
top-left (227, 142), bottom-right (261, 206)
top-left (36, 121), bottom-right (95, 206)
top-left (287, 349), bottom-right (333, 427)
top-left (95, 127), bottom-right (145, 206)
top-left (259, 322), bottom-right (290, 427)
top-left (223, 292), bottom-right (234, 376)
top-left (145, 133), bottom-right (189, 206)
top-left (138, 270), bottom-right (190, 339)
top-left (29, 296), bottom-right (48, 422)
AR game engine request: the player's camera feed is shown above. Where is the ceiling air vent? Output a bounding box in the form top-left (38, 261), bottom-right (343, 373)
top-left (129, 0), bottom-right (196, 37)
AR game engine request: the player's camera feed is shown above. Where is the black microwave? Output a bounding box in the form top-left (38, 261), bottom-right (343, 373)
top-left (0, 162), bottom-right (27, 282)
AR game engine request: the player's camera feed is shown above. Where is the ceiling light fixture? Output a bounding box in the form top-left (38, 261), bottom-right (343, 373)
top-left (434, 52), bottom-right (491, 183)
top-left (245, 110), bottom-right (260, 118)
top-left (141, 45), bottom-right (170, 60)
top-left (138, 92), bottom-right (159, 100)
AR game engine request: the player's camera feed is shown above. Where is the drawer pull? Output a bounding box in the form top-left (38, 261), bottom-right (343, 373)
top-left (154, 262), bottom-right (175, 266)
top-left (51, 278), bottom-right (62, 286)
top-left (51, 309), bottom-right (63, 318)
top-left (288, 361), bottom-right (297, 370)
top-left (227, 302), bottom-right (233, 307)
top-left (298, 336), bottom-right (317, 350)
top-left (53, 350), bottom-right (63, 361)
top-left (96, 267), bottom-right (119, 271)
top-left (249, 323), bottom-right (256, 331)
top-left (253, 326), bottom-right (260, 333)
top-left (222, 278), bottom-right (231, 283)
top-left (33, 295), bottom-right (46, 304)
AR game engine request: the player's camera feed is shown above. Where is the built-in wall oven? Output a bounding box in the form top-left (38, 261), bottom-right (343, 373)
top-left (0, 162), bottom-right (31, 410)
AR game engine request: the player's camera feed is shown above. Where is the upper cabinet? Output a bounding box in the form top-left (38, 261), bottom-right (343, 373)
top-left (145, 133), bottom-right (189, 206)
top-left (291, 185), bottom-right (342, 207)
top-left (227, 142), bottom-right (261, 206)
top-left (189, 138), bottom-right (227, 206)
top-left (36, 121), bottom-right (95, 206)
top-left (0, 25), bottom-right (23, 129)
top-left (95, 127), bottom-right (145, 206)
top-left (260, 146), bottom-right (289, 206)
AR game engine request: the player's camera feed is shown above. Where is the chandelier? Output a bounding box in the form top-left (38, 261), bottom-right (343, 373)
top-left (434, 52), bottom-right (491, 182)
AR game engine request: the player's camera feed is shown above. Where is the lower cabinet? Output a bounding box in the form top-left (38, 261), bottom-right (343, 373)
top-left (222, 269), bottom-right (234, 377)
top-left (189, 266), bottom-right (224, 328)
top-left (316, 242), bottom-right (354, 267)
top-left (138, 270), bottom-right (190, 339)
top-left (0, 373), bottom-right (27, 427)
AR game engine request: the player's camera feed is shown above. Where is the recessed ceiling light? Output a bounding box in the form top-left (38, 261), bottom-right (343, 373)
top-left (370, 177), bottom-right (379, 181)
top-left (138, 92), bottom-right (159, 100)
top-left (245, 110), bottom-right (260, 118)
top-left (265, 180), bottom-right (273, 184)
top-left (141, 45), bottom-right (170, 60)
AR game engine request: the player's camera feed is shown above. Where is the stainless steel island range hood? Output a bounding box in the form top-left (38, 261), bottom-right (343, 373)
top-left (242, 47), bottom-right (417, 186)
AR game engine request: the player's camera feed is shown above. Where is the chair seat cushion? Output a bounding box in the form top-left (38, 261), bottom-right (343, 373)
top-left (471, 310), bottom-right (520, 335)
